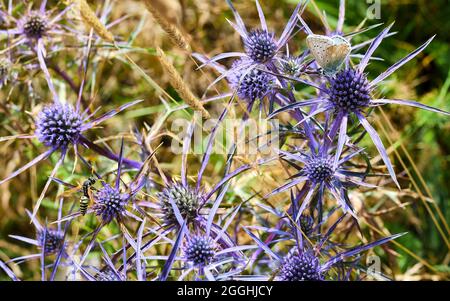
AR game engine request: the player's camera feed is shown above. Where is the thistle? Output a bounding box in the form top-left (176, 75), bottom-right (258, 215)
top-left (267, 135), bottom-right (372, 218)
top-left (227, 58), bottom-right (276, 108)
top-left (37, 228), bottom-right (65, 255)
top-left (9, 209), bottom-right (67, 263)
top-left (244, 29), bottom-right (277, 64)
top-left (93, 185), bottom-right (130, 225)
top-left (245, 221), bottom-right (405, 281)
top-left (195, 0), bottom-right (307, 97)
top-left (327, 68), bottom-right (371, 113)
top-left (35, 103), bottom-right (83, 148)
top-left (271, 24), bottom-right (449, 187)
top-left (279, 250), bottom-right (322, 281)
top-left (158, 182), bottom-right (202, 225)
top-left (0, 99), bottom-right (142, 217)
top-left (183, 235), bottom-right (216, 267)
top-left (20, 11), bottom-right (49, 40)
top-left (0, 1), bottom-right (74, 99)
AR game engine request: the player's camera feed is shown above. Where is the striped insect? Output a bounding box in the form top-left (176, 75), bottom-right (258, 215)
top-left (80, 177), bottom-right (96, 216)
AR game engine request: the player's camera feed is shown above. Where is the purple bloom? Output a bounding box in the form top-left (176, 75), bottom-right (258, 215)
top-left (0, 99), bottom-right (142, 217)
top-left (0, 1), bottom-right (74, 100)
top-left (35, 103), bottom-right (83, 148)
top-left (159, 225), bottom-right (247, 280)
top-left (271, 24), bottom-right (449, 187)
top-left (279, 249), bottom-right (322, 281)
top-left (158, 182), bottom-right (202, 226)
top-left (244, 29), bottom-right (277, 64)
top-left (244, 218), bottom-right (405, 281)
top-left (326, 68), bottom-right (371, 112)
top-left (37, 228), bottom-right (65, 255)
top-left (183, 235), bottom-right (217, 267)
top-left (227, 58), bottom-right (276, 106)
top-left (93, 184), bottom-right (130, 225)
top-left (195, 0), bottom-right (307, 94)
top-left (9, 209), bottom-right (68, 267)
top-left (19, 10), bottom-right (50, 40)
top-left (267, 138), bottom-right (372, 218)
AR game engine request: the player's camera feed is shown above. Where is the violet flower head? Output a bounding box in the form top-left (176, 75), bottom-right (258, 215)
top-left (245, 216), bottom-right (405, 281)
top-left (195, 0), bottom-right (307, 95)
top-left (267, 140), bottom-right (372, 218)
top-left (183, 235), bottom-right (216, 267)
top-left (326, 68), bottom-right (371, 113)
top-left (1, 0), bottom-right (73, 48)
top-left (9, 209), bottom-right (68, 264)
top-left (244, 29), bottom-right (277, 64)
top-left (227, 58), bottom-right (275, 105)
top-left (37, 228), bottom-right (65, 255)
top-left (0, 1), bottom-right (73, 95)
top-left (280, 55), bottom-right (304, 78)
top-left (18, 10), bottom-right (49, 40)
top-left (0, 99), bottom-right (142, 217)
top-left (272, 24), bottom-right (449, 187)
top-left (35, 103), bottom-right (83, 148)
top-left (303, 155), bottom-right (335, 183)
top-left (93, 184), bottom-right (130, 225)
top-left (221, 0), bottom-right (305, 66)
top-left (279, 249), bottom-right (322, 281)
top-left (158, 182), bottom-right (202, 226)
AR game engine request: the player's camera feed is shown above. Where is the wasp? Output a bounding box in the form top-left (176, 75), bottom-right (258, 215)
top-left (82, 177), bottom-right (96, 197)
top-left (79, 177), bottom-right (96, 216)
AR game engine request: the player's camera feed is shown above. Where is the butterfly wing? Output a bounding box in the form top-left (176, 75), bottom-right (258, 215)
top-left (306, 34), bottom-right (334, 68)
top-left (323, 36), bottom-right (351, 75)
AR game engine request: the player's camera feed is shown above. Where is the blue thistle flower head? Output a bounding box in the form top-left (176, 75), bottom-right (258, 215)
top-left (93, 185), bottom-right (129, 224)
top-left (157, 182), bottom-right (201, 225)
top-left (303, 155), bottom-right (335, 183)
top-left (268, 142), bottom-right (372, 217)
top-left (280, 55), bottom-right (303, 77)
top-left (37, 228), bottom-right (64, 255)
top-left (279, 249), bottom-right (323, 281)
top-left (183, 235), bottom-right (216, 267)
top-left (35, 103), bottom-right (83, 149)
top-left (244, 29), bottom-right (277, 63)
top-left (327, 68), bottom-right (371, 113)
top-left (228, 58), bottom-right (275, 103)
top-left (19, 11), bottom-right (49, 40)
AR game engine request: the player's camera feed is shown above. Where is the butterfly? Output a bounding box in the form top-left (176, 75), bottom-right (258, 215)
top-left (306, 34), bottom-right (351, 76)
